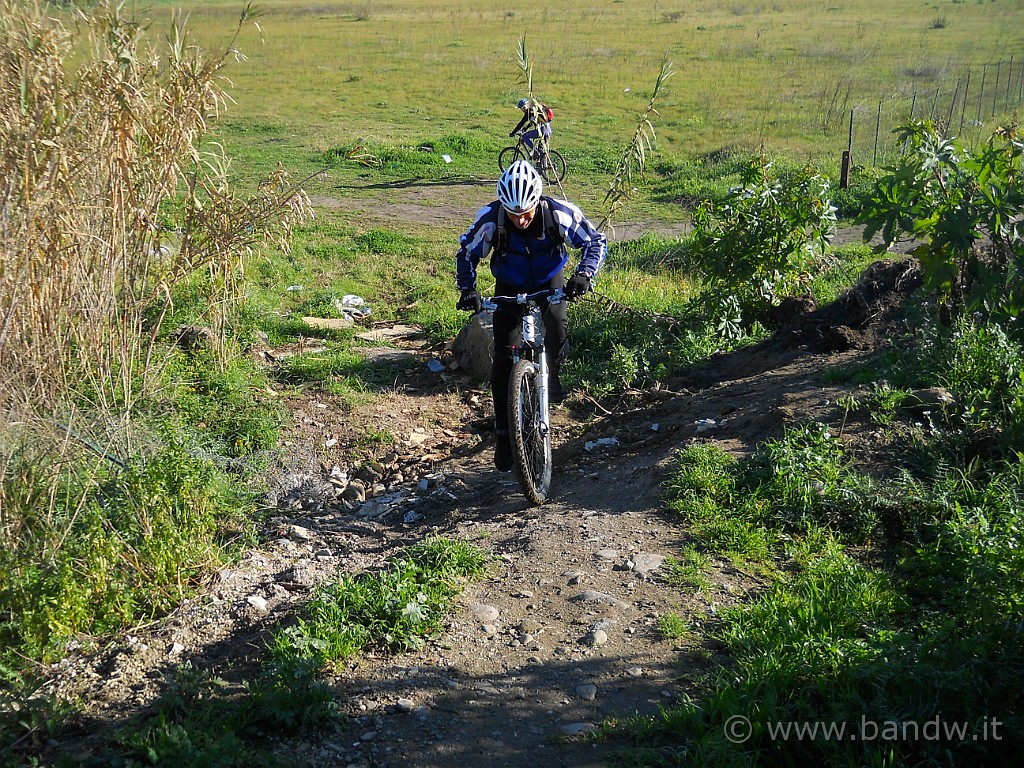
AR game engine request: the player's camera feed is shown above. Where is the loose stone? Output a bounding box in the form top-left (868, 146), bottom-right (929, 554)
top-left (575, 684), bottom-right (598, 701)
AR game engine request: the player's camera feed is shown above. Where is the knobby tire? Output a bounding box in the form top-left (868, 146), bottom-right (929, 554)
top-left (508, 358), bottom-right (552, 505)
top-left (498, 145), bottom-right (527, 173)
top-left (538, 149), bottom-right (567, 183)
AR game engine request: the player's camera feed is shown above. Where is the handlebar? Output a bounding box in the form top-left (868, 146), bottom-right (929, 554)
top-left (482, 287), bottom-right (565, 311)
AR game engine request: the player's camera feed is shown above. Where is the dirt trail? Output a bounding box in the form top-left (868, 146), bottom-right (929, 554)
top-left (32, 210), bottom-right (921, 766)
top-left (312, 343), bottom-right (865, 768)
top-left (39, 337), bottom-right (891, 768)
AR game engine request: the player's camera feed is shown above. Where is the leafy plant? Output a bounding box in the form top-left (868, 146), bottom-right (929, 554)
top-left (272, 537), bottom-right (488, 667)
top-left (862, 382), bottom-right (914, 425)
top-left (686, 155), bottom-right (837, 335)
top-left (0, 668), bottom-right (76, 761)
top-left (858, 120), bottom-right (1024, 324)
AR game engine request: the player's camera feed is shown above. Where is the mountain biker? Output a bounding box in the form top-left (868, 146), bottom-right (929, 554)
top-left (509, 97), bottom-right (552, 158)
top-left (455, 160), bottom-right (607, 472)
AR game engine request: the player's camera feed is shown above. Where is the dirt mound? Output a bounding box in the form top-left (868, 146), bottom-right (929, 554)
top-left (777, 257), bottom-right (923, 352)
top-left (670, 257), bottom-right (921, 393)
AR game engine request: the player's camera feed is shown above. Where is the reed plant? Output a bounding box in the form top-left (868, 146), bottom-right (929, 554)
top-left (0, 0), bottom-right (310, 663)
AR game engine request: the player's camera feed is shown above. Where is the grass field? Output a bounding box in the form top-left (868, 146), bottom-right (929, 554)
top-left (143, 0), bottom-right (1024, 360)
top-left (156, 0), bottom-right (1024, 187)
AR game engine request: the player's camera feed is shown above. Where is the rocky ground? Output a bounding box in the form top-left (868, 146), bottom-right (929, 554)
top-left (31, 223), bottom-right (923, 767)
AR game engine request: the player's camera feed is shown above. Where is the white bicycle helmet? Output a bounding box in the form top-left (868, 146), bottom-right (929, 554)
top-left (497, 160), bottom-right (543, 214)
top-left (517, 98), bottom-right (529, 109)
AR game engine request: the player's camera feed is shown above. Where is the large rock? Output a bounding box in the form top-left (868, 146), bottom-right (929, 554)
top-left (450, 310), bottom-right (494, 382)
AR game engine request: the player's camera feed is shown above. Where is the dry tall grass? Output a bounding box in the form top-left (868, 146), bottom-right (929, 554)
top-left (0, 0), bottom-right (310, 539)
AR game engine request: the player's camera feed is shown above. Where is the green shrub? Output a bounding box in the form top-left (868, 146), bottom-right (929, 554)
top-left (684, 156), bottom-right (838, 335)
top-left (167, 351), bottom-right (284, 458)
top-left (858, 121), bottom-right (1024, 320)
top-left (0, 443), bottom-right (255, 665)
top-left (666, 424), bottom-right (881, 554)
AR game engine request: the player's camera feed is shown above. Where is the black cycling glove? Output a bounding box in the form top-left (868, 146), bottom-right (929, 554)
top-left (456, 289), bottom-right (482, 313)
top-left (565, 273), bottom-right (591, 300)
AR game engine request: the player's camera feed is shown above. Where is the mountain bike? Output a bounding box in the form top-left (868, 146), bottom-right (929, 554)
top-left (497, 134), bottom-right (567, 184)
top-left (482, 288), bottom-right (564, 505)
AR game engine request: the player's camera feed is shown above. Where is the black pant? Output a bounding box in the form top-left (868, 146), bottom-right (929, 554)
top-left (491, 276), bottom-right (568, 433)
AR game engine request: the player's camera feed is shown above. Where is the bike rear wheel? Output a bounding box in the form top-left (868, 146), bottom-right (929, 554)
top-left (498, 145), bottom-right (527, 173)
top-left (537, 149), bottom-right (567, 183)
top-left (508, 358), bottom-right (552, 505)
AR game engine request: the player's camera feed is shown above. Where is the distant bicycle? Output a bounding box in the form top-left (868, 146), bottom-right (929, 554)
top-left (498, 134), bottom-right (567, 184)
top-left (481, 288), bottom-right (565, 505)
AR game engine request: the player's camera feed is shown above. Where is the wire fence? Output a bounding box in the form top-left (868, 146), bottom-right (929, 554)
top-left (839, 55), bottom-right (1024, 172)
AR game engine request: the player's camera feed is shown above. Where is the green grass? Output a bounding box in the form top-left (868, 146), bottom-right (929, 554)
top-left (631, 427), bottom-right (1024, 765)
top-left (154, 0), bottom-right (1024, 176)
top-left (271, 537), bottom-right (489, 666)
top-left (165, 350), bottom-right (285, 457)
top-left (662, 547), bottom-right (715, 593)
top-left (665, 423), bottom-right (882, 561)
top-left (2, 538), bottom-right (489, 767)
top-left (0, 441), bottom-right (258, 666)
top-left (627, 305), bottom-right (1024, 766)
top-left (656, 612), bottom-right (690, 641)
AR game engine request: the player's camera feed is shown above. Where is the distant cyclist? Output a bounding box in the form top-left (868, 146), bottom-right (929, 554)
top-left (509, 97), bottom-right (553, 159)
top-left (455, 161), bottom-right (607, 471)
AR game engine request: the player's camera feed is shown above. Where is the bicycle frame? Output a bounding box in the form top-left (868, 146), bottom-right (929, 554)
top-left (483, 288), bottom-right (563, 503)
top-left (482, 288), bottom-right (562, 417)
top-left (498, 135), bottom-right (566, 184)
top-left (518, 132), bottom-right (550, 162)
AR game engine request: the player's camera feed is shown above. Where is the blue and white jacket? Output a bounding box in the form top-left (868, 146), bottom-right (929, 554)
top-left (456, 196), bottom-right (607, 292)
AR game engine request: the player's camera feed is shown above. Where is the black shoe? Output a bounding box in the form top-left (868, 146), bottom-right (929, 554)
top-left (494, 433), bottom-right (514, 472)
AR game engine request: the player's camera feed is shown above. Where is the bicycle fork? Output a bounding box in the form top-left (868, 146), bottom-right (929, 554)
top-left (514, 311), bottom-right (550, 431)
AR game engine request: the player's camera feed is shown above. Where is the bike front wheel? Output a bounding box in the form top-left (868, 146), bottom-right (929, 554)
top-left (508, 358), bottom-right (552, 505)
top-left (498, 145), bottom-right (527, 173)
top-left (537, 149), bottom-right (567, 183)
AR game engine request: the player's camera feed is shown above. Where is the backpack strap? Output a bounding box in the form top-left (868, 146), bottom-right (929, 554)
top-left (493, 204), bottom-right (508, 262)
top-left (539, 197), bottom-right (564, 248)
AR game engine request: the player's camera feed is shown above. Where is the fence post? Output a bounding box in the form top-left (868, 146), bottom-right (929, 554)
top-left (960, 68), bottom-right (970, 135)
top-left (1007, 55), bottom-right (1014, 110)
top-left (993, 60), bottom-right (1001, 115)
top-left (905, 87), bottom-right (917, 155)
top-left (977, 64), bottom-right (987, 124)
top-left (976, 63), bottom-right (988, 147)
top-left (873, 101), bottom-right (882, 165)
top-left (841, 109), bottom-right (853, 189)
top-left (946, 77), bottom-right (960, 135)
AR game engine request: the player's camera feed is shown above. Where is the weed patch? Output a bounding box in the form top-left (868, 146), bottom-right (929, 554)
top-left (0, 443), bottom-right (256, 666)
top-left (272, 537), bottom-right (488, 667)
